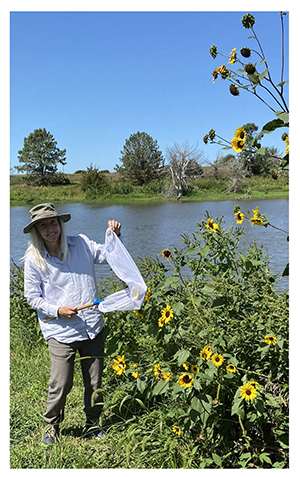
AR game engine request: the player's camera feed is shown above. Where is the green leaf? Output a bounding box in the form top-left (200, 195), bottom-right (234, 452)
top-left (152, 379), bottom-right (169, 396)
top-left (261, 118), bottom-right (288, 134)
top-left (190, 394), bottom-right (212, 427)
top-left (186, 247), bottom-right (196, 255)
top-left (259, 452), bottom-right (272, 465)
top-left (282, 262), bottom-right (289, 276)
top-left (275, 111), bottom-right (289, 123)
top-left (259, 68), bottom-right (269, 81)
top-left (172, 302), bottom-right (185, 315)
top-left (174, 349), bottom-right (190, 366)
top-left (212, 453), bottom-right (222, 467)
top-left (137, 378), bottom-right (147, 394)
top-left (231, 397), bottom-right (244, 417)
top-left (162, 276), bottom-right (180, 288)
top-left (247, 72), bottom-right (260, 84)
top-left (265, 393), bottom-right (280, 408)
top-left (277, 79), bottom-right (288, 87)
top-left (256, 147), bottom-right (266, 155)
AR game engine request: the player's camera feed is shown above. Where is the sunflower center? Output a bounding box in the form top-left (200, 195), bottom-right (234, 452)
top-left (183, 375), bottom-right (192, 383)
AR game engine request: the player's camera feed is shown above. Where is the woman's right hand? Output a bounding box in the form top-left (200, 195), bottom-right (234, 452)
top-left (57, 306), bottom-right (78, 318)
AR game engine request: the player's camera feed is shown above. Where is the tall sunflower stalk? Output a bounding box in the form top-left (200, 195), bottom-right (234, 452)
top-left (210, 12), bottom-right (288, 114)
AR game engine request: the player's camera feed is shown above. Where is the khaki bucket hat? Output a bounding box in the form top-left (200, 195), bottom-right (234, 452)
top-left (23, 203), bottom-right (71, 234)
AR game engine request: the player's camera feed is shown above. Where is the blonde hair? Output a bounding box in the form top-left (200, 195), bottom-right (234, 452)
top-left (23, 218), bottom-right (68, 272)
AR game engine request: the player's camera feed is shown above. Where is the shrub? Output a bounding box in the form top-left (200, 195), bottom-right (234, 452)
top-left (103, 211), bottom-right (288, 468)
top-left (80, 164), bottom-right (112, 198)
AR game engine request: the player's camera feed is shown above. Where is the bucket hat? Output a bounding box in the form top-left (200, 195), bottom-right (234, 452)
top-left (23, 203), bottom-right (71, 234)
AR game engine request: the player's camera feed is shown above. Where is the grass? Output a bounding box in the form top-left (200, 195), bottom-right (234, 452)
top-left (10, 173), bottom-right (289, 205)
top-left (10, 338), bottom-right (199, 469)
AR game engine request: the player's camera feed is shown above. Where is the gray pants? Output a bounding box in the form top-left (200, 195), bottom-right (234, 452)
top-left (44, 328), bottom-right (105, 425)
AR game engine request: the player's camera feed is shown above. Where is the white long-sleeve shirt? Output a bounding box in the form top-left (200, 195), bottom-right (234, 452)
top-left (24, 234), bottom-right (106, 343)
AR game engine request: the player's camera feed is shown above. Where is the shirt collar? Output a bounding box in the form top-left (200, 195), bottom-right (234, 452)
top-left (41, 235), bottom-right (75, 258)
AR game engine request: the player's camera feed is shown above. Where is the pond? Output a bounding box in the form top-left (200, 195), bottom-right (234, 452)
top-left (10, 199), bottom-right (289, 292)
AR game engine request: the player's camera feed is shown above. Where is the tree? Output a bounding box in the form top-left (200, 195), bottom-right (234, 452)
top-left (16, 128), bottom-right (67, 185)
top-left (238, 123), bottom-right (283, 175)
top-left (117, 132), bottom-right (164, 185)
top-left (80, 164), bottom-right (111, 198)
top-left (165, 142), bottom-right (204, 199)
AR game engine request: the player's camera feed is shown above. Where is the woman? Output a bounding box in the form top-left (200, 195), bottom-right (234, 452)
top-left (23, 203), bottom-right (121, 444)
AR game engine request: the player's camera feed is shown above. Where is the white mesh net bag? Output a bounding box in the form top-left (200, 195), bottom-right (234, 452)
top-left (98, 228), bottom-right (147, 312)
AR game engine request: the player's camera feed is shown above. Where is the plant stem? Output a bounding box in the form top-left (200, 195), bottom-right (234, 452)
top-left (268, 223), bottom-right (289, 234)
top-left (238, 414), bottom-right (246, 437)
top-left (236, 366), bottom-right (269, 379)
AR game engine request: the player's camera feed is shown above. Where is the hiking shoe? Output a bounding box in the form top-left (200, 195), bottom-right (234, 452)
top-left (83, 421), bottom-right (105, 440)
top-left (42, 425), bottom-right (58, 445)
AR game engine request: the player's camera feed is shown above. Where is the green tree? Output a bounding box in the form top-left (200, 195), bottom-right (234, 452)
top-left (16, 128), bottom-right (67, 185)
top-left (238, 123), bottom-right (282, 176)
top-left (117, 131), bottom-right (164, 185)
top-left (80, 164), bottom-right (111, 198)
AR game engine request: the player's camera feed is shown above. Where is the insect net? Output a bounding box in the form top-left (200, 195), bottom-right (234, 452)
top-left (98, 228), bottom-right (147, 313)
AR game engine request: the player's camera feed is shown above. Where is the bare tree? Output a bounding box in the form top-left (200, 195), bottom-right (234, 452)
top-left (204, 151), bottom-right (223, 180)
top-left (165, 142), bottom-right (204, 199)
top-left (226, 158), bottom-right (248, 194)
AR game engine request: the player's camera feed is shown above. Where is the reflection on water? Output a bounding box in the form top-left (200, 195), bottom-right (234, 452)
top-left (11, 199), bottom-right (289, 291)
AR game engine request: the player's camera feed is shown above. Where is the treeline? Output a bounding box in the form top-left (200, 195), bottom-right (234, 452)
top-left (12, 127), bottom-right (288, 203)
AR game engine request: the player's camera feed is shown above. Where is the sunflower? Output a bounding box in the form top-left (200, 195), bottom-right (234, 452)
top-left (250, 217), bottom-right (263, 226)
top-left (162, 249), bottom-right (172, 259)
top-left (248, 381), bottom-right (259, 390)
top-left (226, 364), bottom-right (236, 373)
top-left (173, 425), bottom-right (181, 436)
top-left (133, 309), bottom-right (143, 318)
top-left (234, 127), bottom-right (247, 141)
top-left (285, 137), bottom-right (289, 155)
top-left (131, 371), bottom-right (138, 378)
top-left (265, 335), bottom-right (277, 346)
top-left (211, 353), bottom-right (224, 367)
top-left (229, 47), bottom-right (237, 65)
top-left (240, 381), bottom-right (258, 401)
top-left (212, 65), bottom-right (229, 83)
top-left (250, 206), bottom-right (264, 226)
top-left (200, 345), bottom-right (213, 361)
top-left (158, 316), bottom-right (165, 328)
top-left (206, 218), bottom-right (219, 233)
top-left (158, 305), bottom-right (173, 328)
top-left (183, 361), bottom-right (189, 371)
top-left (162, 372), bottom-right (171, 381)
top-left (252, 206), bottom-right (259, 218)
top-left (178, 373), bottom-right (194, 388)
top-left (154, 363), bottom-right (162, 377)
top-left (111, 355), bottom-right (126, 375)
top-left (144, 287), bottom-right (151, 301)
top-left (191, 365), bottom-right (200, 374)
top-left (234, 211), bottom-right (244, 224)
top-left (231, 136), bottom-right (245, 153)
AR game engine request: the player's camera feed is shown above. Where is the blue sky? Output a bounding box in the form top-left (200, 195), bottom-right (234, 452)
top-left (10, 9), bottom-right (289, 174)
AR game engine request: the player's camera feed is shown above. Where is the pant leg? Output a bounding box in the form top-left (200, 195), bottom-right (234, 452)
top-left (78, 328), bottom-right (105, 422)
top-left (43, 338), bottom-right (77, 425)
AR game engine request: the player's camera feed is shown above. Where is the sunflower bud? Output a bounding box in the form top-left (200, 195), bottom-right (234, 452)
top-left (209, 45), bottom-right (218, 59)
top-left (203, 134), bottom-right (209, 144)
top-left (240, 47), bottom-right (251, 58)
top-left (229, 84), bottom-right (239, 96)
top-left (209, 129), bottom-right (216, 141)
top-left (241, 13), bottom-right (255, 29)
top-left (245, 63), bottom-right (256, 75)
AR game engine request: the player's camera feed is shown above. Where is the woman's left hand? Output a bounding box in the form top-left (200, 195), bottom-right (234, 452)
top-left (108, 220), bottom-right (121, 237)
